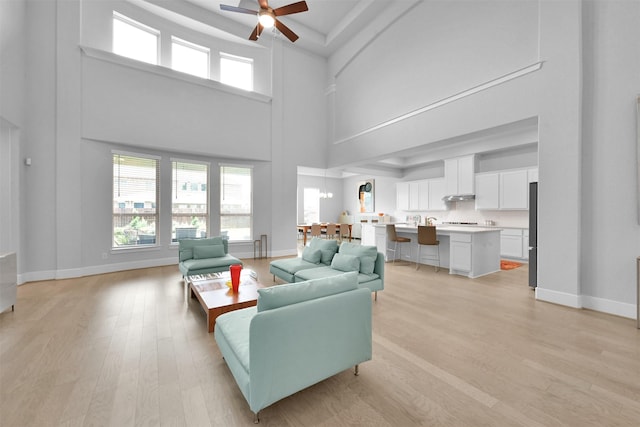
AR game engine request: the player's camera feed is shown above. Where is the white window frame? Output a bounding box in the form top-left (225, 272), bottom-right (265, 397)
top-left (171, 36), bottom-right (210, 79)
top-left (171, 159), bottom-right (210, 243)
top-left (220, 52), bottom-right (254, 91)
top-left (112, 151), bottom-right (160, 250)
top-left (112, 11), bottom-right (160, 65)
top-left (220, 164), bottom-right (253, 242)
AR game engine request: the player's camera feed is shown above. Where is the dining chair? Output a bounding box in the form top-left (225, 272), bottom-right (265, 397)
top-left (310, 224), bottom-right (322, 240)
top-left (416, 225), bottom-right (439, 271)
top-left (386, 224), bottom-right (411, 264)
top-left (339, 223), bottom-right (350, 242)
top-left (325, 223), bottom-right (338, 240)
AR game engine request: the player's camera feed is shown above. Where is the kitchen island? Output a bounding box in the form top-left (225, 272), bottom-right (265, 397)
top-left (373, 224), bottom-right (502, 278)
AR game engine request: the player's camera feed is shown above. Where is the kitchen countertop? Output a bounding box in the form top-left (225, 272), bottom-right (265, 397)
top-left (373, 223), bottom-right (502, 233)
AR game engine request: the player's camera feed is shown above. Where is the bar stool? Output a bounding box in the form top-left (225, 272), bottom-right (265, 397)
top-left (386, 224), bottom-right (411, 264)
top-left (416, 225), bottom-right (439, 272)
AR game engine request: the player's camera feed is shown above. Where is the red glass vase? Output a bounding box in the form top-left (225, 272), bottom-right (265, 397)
top-left (230, 264), bottom-right (242, 293)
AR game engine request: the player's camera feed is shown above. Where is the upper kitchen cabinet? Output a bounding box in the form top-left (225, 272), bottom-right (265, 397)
top-left (445, 155), bottom-right (476, 195)
top-left (475, 167), bottom-right (538, 210)
top-left (428, 179), bottom-right (447, 211)
top-left (396, 178), bottom-right (447, 211)
top-left (500, 169), bottom-right (528, 209)
top-left (475, 173), bottom-right (500, 209)
top-left (397, 181), bottom-right (410, 211)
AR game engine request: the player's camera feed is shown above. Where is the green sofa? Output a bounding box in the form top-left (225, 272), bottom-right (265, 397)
top-left (269, 238), bottom-right (384, 299)
top-left (214, 272), bottom-right (372, 422)
top-left (178, 236), bottom-right (242, 277)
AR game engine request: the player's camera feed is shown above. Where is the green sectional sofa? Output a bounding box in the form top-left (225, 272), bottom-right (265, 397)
top-left (269, 238), bottom-right (384, 299)
top-left (178, 236), bottom-right (242, 277)
top-left (214, 272), bottom-right (372, 422)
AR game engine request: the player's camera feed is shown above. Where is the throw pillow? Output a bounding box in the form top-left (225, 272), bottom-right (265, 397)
top-left (331, 253), bottom-right (360, 272)
top-left (301, 246), bottom-right (322, 264)
top-left (309, 237), bottom-right (338, 264)
top-left (193, 244), bottom-right (225, 259)
top-left (338, 242), bottom-right (378, 275)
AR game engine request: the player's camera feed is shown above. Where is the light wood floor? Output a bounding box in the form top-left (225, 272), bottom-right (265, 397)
top-left (1, 255), bottom-right (639, 426)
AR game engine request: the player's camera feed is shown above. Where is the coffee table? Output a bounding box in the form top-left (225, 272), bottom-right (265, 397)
top-left (186, 269), bottom-right (264, 333)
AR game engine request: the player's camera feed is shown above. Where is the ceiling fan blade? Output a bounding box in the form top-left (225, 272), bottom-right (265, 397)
top-left (258, 0), bottom-right (269, 10)
top-left (274, 19), bottom-right (299, 42)
top-left (220, 4), bottom-right (258, 15)
top-left (249, 23), bottom-right (264, 41)
top-left (273, 1), bottom-right (308, 16)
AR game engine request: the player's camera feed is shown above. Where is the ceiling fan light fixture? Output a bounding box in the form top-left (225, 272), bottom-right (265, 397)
top-left (258, 10), bottom-right (275, 28)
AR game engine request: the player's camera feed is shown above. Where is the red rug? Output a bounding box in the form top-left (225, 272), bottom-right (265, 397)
top-left (501, 260), bottom-right (523, 270)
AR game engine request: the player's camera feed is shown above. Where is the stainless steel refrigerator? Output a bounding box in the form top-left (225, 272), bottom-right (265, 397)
top-left (528, 182), bottom-right (537, 288)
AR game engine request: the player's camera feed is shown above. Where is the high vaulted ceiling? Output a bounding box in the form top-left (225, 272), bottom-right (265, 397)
top-left (185, 0), bottom-right (393, 56)
top-left (132, 0), bottom-right (539, 177)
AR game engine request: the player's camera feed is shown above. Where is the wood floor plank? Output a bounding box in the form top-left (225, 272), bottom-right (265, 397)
top-left (2, 255), bottom-right (639, 426)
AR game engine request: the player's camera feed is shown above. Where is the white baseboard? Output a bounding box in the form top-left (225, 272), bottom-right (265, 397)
top-left (535, 287), bottom-right (637, 320)
top-left (18, 257), bottom-right (178, 284)
top-left (535, 287), bottom-right (582, 308)
top-left (267, 248), bottom-right (298, 258)
top-left (17, 250), bottom-right (300, 285)
top-left (581, 295), bottom-right (636, 320)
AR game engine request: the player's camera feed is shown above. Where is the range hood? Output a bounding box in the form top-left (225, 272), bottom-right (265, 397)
top-left (443, 194), bottom-right (476, 202)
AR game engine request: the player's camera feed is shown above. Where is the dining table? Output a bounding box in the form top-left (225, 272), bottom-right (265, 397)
top-left (297, 223), bottom-right (352, 246)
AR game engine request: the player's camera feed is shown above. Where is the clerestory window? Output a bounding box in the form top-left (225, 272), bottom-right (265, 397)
top-left (171, 37), bottom-right (210, 79)
top-left (220, 52), bottom-right (253, 91)
top-left (112, 12), bottom-right (159, 65)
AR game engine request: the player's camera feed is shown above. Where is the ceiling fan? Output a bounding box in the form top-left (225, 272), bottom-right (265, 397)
top-left (220, 0), bottom-right (309, 43)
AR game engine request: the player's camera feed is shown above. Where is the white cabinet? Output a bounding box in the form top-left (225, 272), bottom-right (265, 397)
top-left (500, 229), bottom-right (523, 259)
top-left (450, 234), bottom-right (472, 272)
top-left (408, 181), bottom-right (420, 210)
top-left (375, 226), bottom-right (388, 260)
top-left (361, 224), bottom-right (376, 246)
top-left (475, 173), bottom-right (500, 210)
top-left (475, 167), bottom-right (537, 211)
top-left (500, 169), bottom-right (529, 209)
top-left (522, 230), bottom-right (529, 260)
top-left (396, 182), bottom-right (410, 210)
top-left (428, 179), bottom-right (447, 211)
top-left (445, 155), bottom-right (475, 195)
top-left (397, 179), bottom-right (447, 211)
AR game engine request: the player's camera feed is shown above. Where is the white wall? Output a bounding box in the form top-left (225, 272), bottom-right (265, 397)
top-left (9, 0), bottom-right (640, 318)
top-left (7, 0), bottom-right (327, 280)
top-left (0, 0), bottom-right (26, 126)
top-left (333, 0), bottom-right (539, 142)
top-left (81, 52), bottom-right (272, 160)
top-left (580, 0), bottom-right (640, 314)
top-left (328, 0), bottom-right (640, 318)
top-left (0, 0), bottom-right (26, 268)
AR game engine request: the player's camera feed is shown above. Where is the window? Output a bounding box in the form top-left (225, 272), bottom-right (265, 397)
top-left (112, 12), bottom-right (159, 65)
top-left (220, 165), bottom-right (252, 241)
top-left (303, 188), bottom-right (320, 224)
top-left (113, 153), bottom-right (159, 248)
top-left (171, 37), bottom-right (210, 79)
top-left (220, 52), bottom-right (253, 91)
top-left (172, 160), bottom-right (209, 242)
